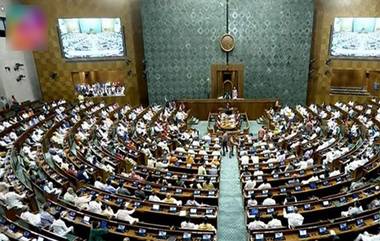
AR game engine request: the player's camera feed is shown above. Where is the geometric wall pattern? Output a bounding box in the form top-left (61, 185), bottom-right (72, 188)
top-left (229, 0), bottom-right (314, 106)
top-left (142, 0), bottom-right (314, 105)
top-left (142, 0), bottom-right (226, 104)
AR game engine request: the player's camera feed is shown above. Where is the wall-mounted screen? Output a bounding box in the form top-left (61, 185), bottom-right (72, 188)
top-left (57, 18), bottom-right (125, 61)
top-left (330, 17), bottom-right (380, 59)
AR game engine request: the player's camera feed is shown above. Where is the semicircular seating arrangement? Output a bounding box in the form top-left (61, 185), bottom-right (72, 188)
top-left (1, 98), bottom-right (380, 241)
top-left (239, 100), bottom-right (380, 241)
top-left (0, 100), bottom-right (221, 241)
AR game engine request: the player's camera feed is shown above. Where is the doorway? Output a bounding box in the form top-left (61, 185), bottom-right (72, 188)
top-left (210, 64), bottom-right (244, 99)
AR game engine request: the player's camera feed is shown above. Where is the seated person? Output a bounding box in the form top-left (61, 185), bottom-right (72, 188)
top-left (202, 179), bottom-right (215, 190)
top-left (88, 221), bottom-right (108, 241)
top-left (283, 191), bottom-right (297, 204)
top-left (341, 201), bottom-right (364, 217)
top-left (39, 204), bottom-right (55, 228)
top-left (355, 231), bottom-right (380, 241)
top-left (51, 212), bottom-right (74, 236)
top-left (162, 193), bottom-right (178, 205)
top-left (20, 211), bottom-right (42, 227)
top-left (181, 216), bottom-right (198, 229)
top-left (247, 193), bottom-right (258, 207)
top-left (198, 217), bottom-right (216, 232)
top-left (267, 213), bottom-right (283, 228)
top-left (244, 177), bottom-right (256, 190)
top-left (257, 178), bottom-right (272, 190)
top-left (116, 182), bottom-right (130, 196)
top-left (114, 202), bottom-right (139, 224)
top-left (283, 207), bottom-right (304, 229)
top-left (262, 193), bottom-right (276, 206)
top-left (248, 216), bottom-right (267, 230)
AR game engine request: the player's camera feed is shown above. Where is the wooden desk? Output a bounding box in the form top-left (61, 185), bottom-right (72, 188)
top-left (179, 99), bottom-right (276, 120)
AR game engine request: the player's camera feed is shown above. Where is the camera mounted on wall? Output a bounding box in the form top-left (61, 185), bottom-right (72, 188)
top-left (16, 75), bottom-right (26, 82)
top-left (14, 63), bottom-right (24, 71)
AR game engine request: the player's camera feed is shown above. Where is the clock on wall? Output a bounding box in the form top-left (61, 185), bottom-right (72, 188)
top-left (220, 33), bottom-right (235, 52)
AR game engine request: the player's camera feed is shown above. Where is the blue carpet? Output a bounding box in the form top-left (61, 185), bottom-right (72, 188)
top-left (217, 154), bottom-right (247, 241)
top-left (192, 121), bottom-right (209, 137)
top-left (192, 120), bottom-right (248, 240)
top-left (249, 121), bottom-right (261, 137)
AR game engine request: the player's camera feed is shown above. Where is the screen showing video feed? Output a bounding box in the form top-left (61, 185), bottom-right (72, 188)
top-left (330, 17), bottom-right (380, 58)
top-left (58, 18), bottom-right (125, 60)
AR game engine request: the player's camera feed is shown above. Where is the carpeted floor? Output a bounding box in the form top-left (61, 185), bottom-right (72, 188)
top-left (191, 120), bottom-right (261, 241)
top-left (217, 154), bottom-right (247, 241)
top-left (249, 121), bottom-right (261, 136)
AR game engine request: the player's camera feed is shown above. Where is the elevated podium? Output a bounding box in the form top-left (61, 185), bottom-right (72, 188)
top-left (179, 98), bottom-right (276, 120)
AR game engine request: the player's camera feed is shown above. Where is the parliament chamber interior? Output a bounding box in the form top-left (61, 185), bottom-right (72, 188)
top-left (1, 0), bottom-right (380, 241)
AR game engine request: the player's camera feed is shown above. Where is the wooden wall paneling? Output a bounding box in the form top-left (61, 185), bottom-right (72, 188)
top-left (22, 0), bottom-right (147, 106)
top-left (308, 0), bottom-right (380, 105)
top-left (330, 69), bottom-right (365, 89)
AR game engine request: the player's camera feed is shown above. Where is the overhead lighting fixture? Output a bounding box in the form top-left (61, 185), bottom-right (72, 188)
top-left (0, 5), bottom-right (4, 12)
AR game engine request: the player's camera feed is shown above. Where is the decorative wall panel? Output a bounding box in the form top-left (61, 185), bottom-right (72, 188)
top-left (229, 0), bottom-right (314, 106)
top-left (142, 0), bottom-right (314, 105)
top-left (142, 0), bottom-right (226, 104)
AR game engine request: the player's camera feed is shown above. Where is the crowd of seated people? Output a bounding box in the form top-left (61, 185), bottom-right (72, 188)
top-left (4, 96), bottom-right (380, 240)
top-left (75, 82), bottom-right (125, 97)
top-left (0, 98), bottom-right (220, 241)
top-left (331, 31), bottom-right (380, 57)
top-left (238, 100), bottom-right (380, 240)
top-left (61, 31), bottom-right (124, 58)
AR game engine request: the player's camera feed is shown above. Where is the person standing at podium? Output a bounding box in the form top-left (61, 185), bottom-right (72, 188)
top-left (232, 86), bottom-right (238, 99)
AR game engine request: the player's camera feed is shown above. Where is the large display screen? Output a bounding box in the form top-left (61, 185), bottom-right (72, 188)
top-left (57, 18), bottom-right (125, 61)
top-left (330, 17), bottom-right (380, 59)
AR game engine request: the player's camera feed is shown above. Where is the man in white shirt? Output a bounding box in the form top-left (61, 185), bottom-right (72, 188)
top-left (244, 177), bottom-right (256, 190)
top-left (20, 211), bottom-right (42, 227)
top-left (181, 216), bottom-right (198, 230)
top-left (247, 216), bottom-right (267, 230)
top-left (51, 213), bottom-right (74, 236)
top-left (198, 164), bottom-right (207, 176)
top-left (257, 178), bottom-right (272, 190)
top-left (114, 203), bottom-right (139, 224)
top-left (267, 213), bottom-right (283, 228)
top-left (2, 187), bottom-right (26, 210)
top-left (87, 195), bottom-right (102, 214)
top-left (240, 155), bottom-right (250, 165)
top-left (247, 193), bottom-right (258, 208)
top-left (341, 201), bottom-right (364, 217)
top-left (262, 194), bottom-right (276, 206)
top-left (277, 150), bottom-right (286, 163)
top-left (283, 208), bottom-right (304, 228)
top-left (148, 194), bottom-right (161, 202)
top-left (355, 231), bottom-right (380, 241)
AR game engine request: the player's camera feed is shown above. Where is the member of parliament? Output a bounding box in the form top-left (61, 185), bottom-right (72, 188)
top-left (0, 0), bottom-right (380, 241)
